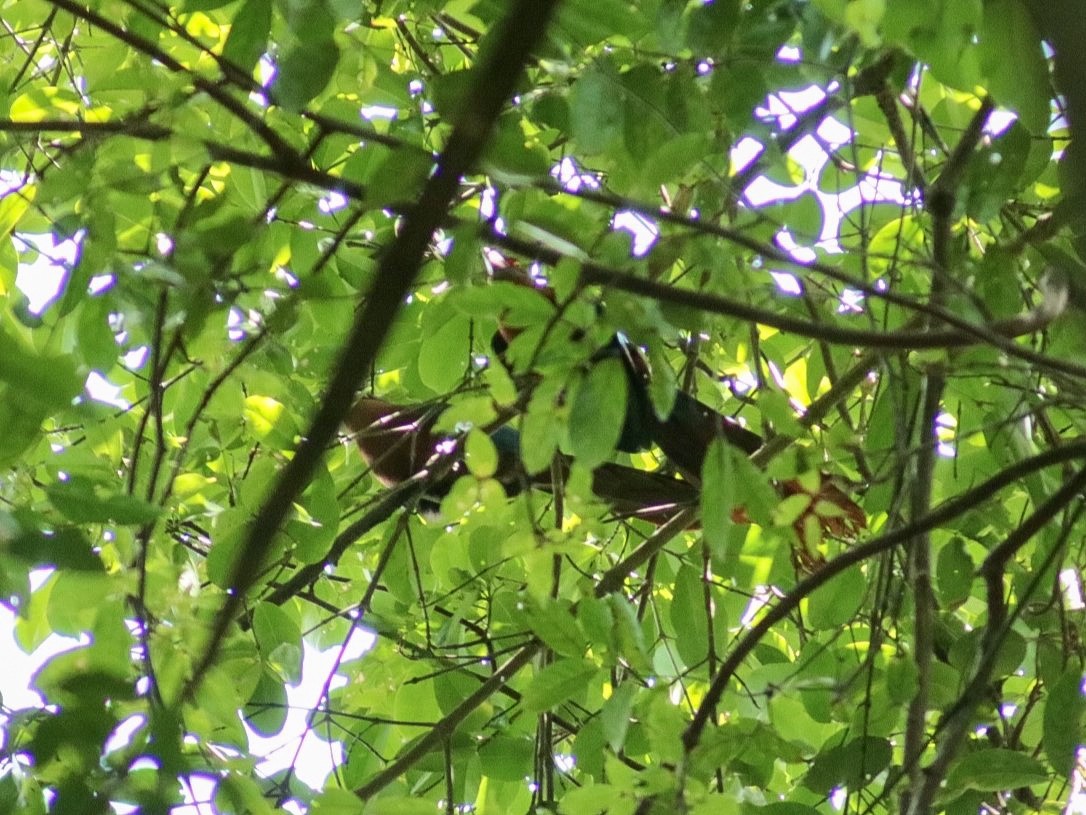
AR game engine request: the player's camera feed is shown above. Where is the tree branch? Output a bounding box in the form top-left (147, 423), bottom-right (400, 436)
top-left (183, 0), bottom-right (563, 703)
top-left (681, 440), bottom-right (1086, 755)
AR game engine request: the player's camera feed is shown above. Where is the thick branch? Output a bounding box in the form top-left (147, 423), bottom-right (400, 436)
top-left (184, 0), bottom-right (562, 701)
top-left (483, 227), bottom-right (1067, 357)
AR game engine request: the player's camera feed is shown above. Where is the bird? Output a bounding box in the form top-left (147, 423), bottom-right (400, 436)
top-left (345, 395), bottom-right (700, 522)
top-left (592, 333), bottom-right (764, 469)
top-left (485, 253), bottom-right (765, 466)
top-left (345, 397), bottom-right (524, 513)
top-left (484, 254), bottom-right (865, 545)
top-left (344, 392), bottom-right (864, 557)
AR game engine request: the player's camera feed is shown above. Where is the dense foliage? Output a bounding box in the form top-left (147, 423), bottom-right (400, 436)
top-left (2, 0), bottom-right (1085, 812)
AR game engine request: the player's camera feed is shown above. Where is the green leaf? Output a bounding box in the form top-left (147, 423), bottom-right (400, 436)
top-left (522, 597), bottom-right (586, 657)
top-left (222, 0), bottom-right (273, 74)
top-left (462, 428), bottom-right (498, 479)
top-left (701, 438), bottom-right (736, 549)
top-left (569, 65), bottom-right (624, 155)
top-left (252, 602), bottom-right (303, 684)
top-left (418, 311), bottom-right (471, 393)
top-left (804, 735), bottom-right (893, 794)
top-left (309, 788), bottom-right (366, 815)
top-left (556, 0), bottom-right (647, 46)
top-left (1043, 669), bottom-right (1085, 776)
top-left (478, 735), bottom-right (535, 781)
top-left (363, 799), bottom-right (437, 815)
top-left (521, 658), bottom-right (598, 714)
top-left (47, 477), bottom-right (161, 525)
top-left (607, 594), bottom-right (650, 673)
top-left (242, 394), bottom-right (298, 447)
top-left (979, 0), bottom-right (1050, 133)
top-left (806, 565), bottom-right (865, 630)
top-left (936, 537), bottom-right (974, 606)
top-left (686, 0), bottom-right (741, 52)
top-left (0, 325), bottom-right (82, 410)
top-left (671, 564), bottom-right (710, 667)
top-left (215, 775), bottom-right (278, 815)
top-left (558, 783), bottom-right (622, 815)
top-left (600, 681), bottom-right (637, 752)
top-left (76, 296), bottom-right (116, 369)
top-left (430, 69), bottom-right (474, 124)
top-left (362, 146), bottom-right (434, 208)
top-left (0, 186), bottom-right (33, 241)
top-left (244, 668), bottom-right (288, 737)
top-left (568, 357), bottom-right (627, 467)
top-left (759, 804), bottom-right (820, 815)
top-left (945, 748), bottom-right (1049, 792)
top-left (10, 527), bottom-right (103, 571)
top-left (273, 39), bottom-right (340, 111)
top-left (519, 402), bottom-right (563, 475)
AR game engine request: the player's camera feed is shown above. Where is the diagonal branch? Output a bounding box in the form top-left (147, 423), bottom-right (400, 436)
top-left (904, 466), bottom-right (1086, 815)
top-left (681, 440), bottom-right (1086, 755)
top-left (183, 0), bottom-right (564, 702)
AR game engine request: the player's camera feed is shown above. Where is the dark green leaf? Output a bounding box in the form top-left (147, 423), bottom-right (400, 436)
top-left (945, 749), bottom-right (1048, 792)
top-left (222, 0), bottom-right (273, 74)
top-left (522, 596), bottom-right (586, 657)
top-left (936, 537), bottom-right (974, 606)
top-left (701, 438), bottom-right (737, 549)
top-left (568, 357), bottom-right (627, 467)
top-left (569, 66), bottom-right (624, 155)
top-left (273, 39), bottom-right (340, 111)
top-left (244, 668), bottom-right (289, 737)
top-left (47, 478), bottom-right (161, 525)
top-left (1043, 669), bottom-right (1085, 776)
top-left (806, 566), bottom-right (865, 630)
top-left (671, 563), bottom-right (710, 667)
top-left (478, 735), bottom-right (535, 781)
top-left (804, 736), bottom-right (893, 794)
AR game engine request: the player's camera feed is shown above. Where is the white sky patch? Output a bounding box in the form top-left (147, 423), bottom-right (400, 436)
top-left (770, 270), bottom-right (803, 296)
top-left (613, 211), bottom-right (658, 257)
top-left (830, 786), bottom-right (847, 810)
top-left (362, 105), bottom-right (398, 121)
top-left (775, 228), bottom-right (817, 265)
top-left (1060, 568), bottom-right (1085, 611)
top-left (88, 274), bottom-right (115, 295)
top-left (838, 288), bottom-right (865, 314)
top-left (730, 136), bottom-right (764, 176)
top-left (85, 370), bottom-right (130, 408)
top-left (777, 45), bottom-right (802, 63)
top-left (227, 306), bottom-right (247, 341)
top-left (935, 411), bottom-right (956, 458)
top-left (755, 86), bottom-right (827, 132)
top-left (744, 174), bottom-right (805, 207)
top-left (0, 571), bottom-right (88, 711)
top-left (252, 55), bottom-right (276, 106)
top-left (984, 110), bottom-right (1018, 137)
top-left (551, 156), bottom-right (599, 192)
top-left (740, 585), bottom-right (775, 627)
top-left (124, 345), bottom-right (150, 370)
top-left (318, 191), bottom-right (348, 214)
top-left (15, 232), bottom-right (81, 314)
top-left (247, 630), bottom-right (373, 790)
top-left (816, 114), bottom-right (855, 148)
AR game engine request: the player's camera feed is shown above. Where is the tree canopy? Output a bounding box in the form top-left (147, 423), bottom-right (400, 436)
top-left (2, 0), bottom-right (1086, 813)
